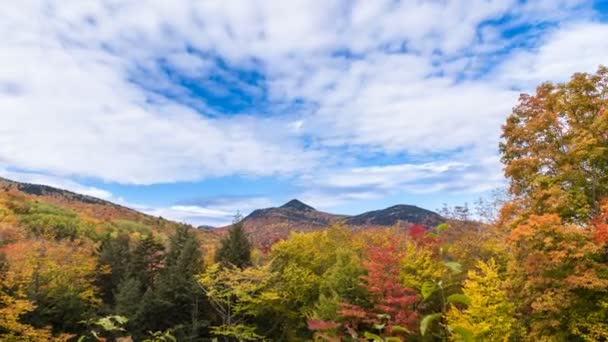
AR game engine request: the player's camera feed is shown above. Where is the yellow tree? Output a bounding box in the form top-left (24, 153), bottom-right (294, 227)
top-left (1, 239), bottom-right (99, 334)
top-left (447, 258), bottom-right (517, 341)
top-left (198, 263), bottom-right (280, 341)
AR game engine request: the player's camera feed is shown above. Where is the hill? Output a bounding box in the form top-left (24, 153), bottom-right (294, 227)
top-left (219, 199), bottom-right (444, 248)
top-left (0, 176), bottom-right (219, 249)
top-left (219, 199), bottom-right (347, 247)
top-left (346, 204), bottom-right (444, 228)
top-left (0, 176), bottom-right (444, 249)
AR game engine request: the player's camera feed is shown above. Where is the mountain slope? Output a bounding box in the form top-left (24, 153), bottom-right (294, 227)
top-left (1, 176), bottom-right (444, 249)
top-left (346, 204), bottom-right (444, 228)
top-left (223, 199), bottom-right (444, 248)
top-left (0, 176), bottom-right (219, 247)
top-left (222, 199), bottom-right (346, 247)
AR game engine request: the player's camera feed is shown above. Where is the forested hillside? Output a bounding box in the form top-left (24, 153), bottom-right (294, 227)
top-left (1, 67), bottom-right (608, 341)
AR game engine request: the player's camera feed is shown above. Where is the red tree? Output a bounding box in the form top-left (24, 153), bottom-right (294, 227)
top-left (331, 241), bottom-right (418, 337)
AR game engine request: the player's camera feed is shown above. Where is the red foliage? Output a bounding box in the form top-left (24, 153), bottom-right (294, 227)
top-left (359, 243), bottom-right (418, 331)
top-left (593, 201), bottom-right (608, 246)
top-left (308, 319), bottom-right (339, 331)
top-left (407, 224), bottom-right (427, 242)
top-left (407, 224), bottom-right (442, 250)
top-left (327, 242), bottom-right (418, 335)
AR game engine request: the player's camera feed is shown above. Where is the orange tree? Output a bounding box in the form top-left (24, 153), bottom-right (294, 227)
top-left (500, 66), bottom-right (608, 222)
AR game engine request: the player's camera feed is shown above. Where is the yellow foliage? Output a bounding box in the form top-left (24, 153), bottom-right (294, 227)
top-left (447, 258), bottom-right (517, 341)
top-left (399, 240), bottom-right (445, 290)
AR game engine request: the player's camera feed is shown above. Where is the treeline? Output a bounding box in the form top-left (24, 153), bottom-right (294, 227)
top-left (0, 67), bottom-right (607, 341)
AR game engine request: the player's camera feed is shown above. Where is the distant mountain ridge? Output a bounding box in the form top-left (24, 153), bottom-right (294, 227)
top-left (0, 176), bottom-right (444, 248)
top-left (0, 176), bottom-right (116, 207)
top-left (346, 204), bottom-right (443, 227)
top-left (224, 199), bottom-right (445, 247)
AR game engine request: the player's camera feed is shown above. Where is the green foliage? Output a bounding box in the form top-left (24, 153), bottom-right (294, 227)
top-left (78, 315), bottom-right (128, 341)
top-left (214, 216), bottom-right (252, 268)
top-left (106, 220), bottom-right (153, 235)
top-left (17, 202), bottom-right (89, 239)
top-left (131, 227), bottom-right (207, 339)
top-left (199, 263), bottom-right (279, 341)
top-left (95, 233), bottom-right (131, 305)
top-left (420, 313), bottom-right (441, 336)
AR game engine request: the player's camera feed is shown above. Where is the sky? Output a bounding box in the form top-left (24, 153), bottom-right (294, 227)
top-left (1, 0), bottom-right (608, 226)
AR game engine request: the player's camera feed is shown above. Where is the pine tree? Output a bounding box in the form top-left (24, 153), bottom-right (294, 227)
top-left (128, 234), bottom-right (164, 290)
top-left (132, 227), bottom-right (207, 340)
top-left (96, 233), bottom-right (131, 306)
top-left (215, 215), bottom-right (252, 268)
top-left (114, 277), bottom-right (142, 319)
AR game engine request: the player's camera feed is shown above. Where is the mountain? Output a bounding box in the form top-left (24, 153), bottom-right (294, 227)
top-left (224, 199), bottom-right (444, 248)
top-left (346, 204), bottom-right (444, 228)
top-left (1, 176), bottom-right (444, 249)
top-left (0, 176), bottom-right (219, 246)
top-left (221, 199), bottom-right (347, 247)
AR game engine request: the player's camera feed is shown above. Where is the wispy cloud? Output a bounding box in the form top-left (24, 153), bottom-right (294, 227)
top-left (1, 1), bottom-right (606, 224)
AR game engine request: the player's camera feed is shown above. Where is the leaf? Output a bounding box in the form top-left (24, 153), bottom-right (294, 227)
top-left (391, 325), bottom-right (411, 334)
top-left (444, 261), bottom-right (462, 274)
top-left (447, 294), bottom-right (471, 306)
top-left (425, 232), bottom-right (439, 239)
top-left (373, 323), bottom-right (386, 331)
top-left (363, 331), bottom-right (383, 341)
top-left (451, 326), bottom-right (474, 342)
top-left (436, 223), bottom-right (450, 232)
top-left (420, 313), bottom-right (442, 336)
top-left (385, 338), bottom-right (402, 342)
top-left (421, 281), bottom-right (437, 300)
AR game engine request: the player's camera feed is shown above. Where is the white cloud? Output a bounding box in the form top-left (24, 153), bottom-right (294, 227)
top-left (142, 205), bottom-right (233, 227)
top-left (0, 0), bottom-right (605, 214)
top-left (0, 17), bottom-right (316, 184)
top-left (496, 22), bottom-right (608, 87)
top-left (137, 196), bottom-right (275, 226)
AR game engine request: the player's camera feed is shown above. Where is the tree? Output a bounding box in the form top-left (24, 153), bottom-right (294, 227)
top-left (131, 227), bottom-right (207, 340)
top-left (95, 233), bottom-right (131, 306)
top-left (310, 239), bottom-right (418, 340)
top-left (198, 263), bottom-right (280, 341)
top-left (507, 214), bottom-right (608, 340)
top-left (313, 248), bottom-right (366, 323)
top-left (447, 258), bottom-right (517, 341)
top-left (214, 215), bottom-right (252, 269)
top-left (0, 251), bottom-right (57, 340)
top-left (500, 66), bottom-right (608, 222)
top-left (127, 234), bottom-right (165, 289)
top-left (1, 239), bottom-right (99, 335)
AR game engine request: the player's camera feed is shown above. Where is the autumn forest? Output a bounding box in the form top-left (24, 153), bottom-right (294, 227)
top-left (1, 67), bottom-right (608, 341)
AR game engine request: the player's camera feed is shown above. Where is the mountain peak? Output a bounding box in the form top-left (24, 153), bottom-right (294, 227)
top-left (280, 199), bottom-right (315, 211)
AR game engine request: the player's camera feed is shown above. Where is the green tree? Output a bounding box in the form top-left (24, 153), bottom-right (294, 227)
top-left (132, 227), bottom-right (207, 340)
top-left (214, 215), bottom-right (252, 269)
top-left (128, 234), bottom-right (164, 290)
top-left (96, 233), bottom-right (131, 306)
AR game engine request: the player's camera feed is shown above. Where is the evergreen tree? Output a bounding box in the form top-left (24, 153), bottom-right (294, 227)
top-left (132, 227), bottom-right (208, 340)
top-left (214, 215), bottom-right (252, 268)
top-left (128, 234), bottom-right (164, 290)
top-left (96, 233), bottom-right (131, 306)
top-left (114, 277), bottom-right (142, 319)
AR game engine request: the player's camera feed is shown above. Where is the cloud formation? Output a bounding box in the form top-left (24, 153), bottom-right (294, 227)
top-left (1, 1), bottom-right (607, 221)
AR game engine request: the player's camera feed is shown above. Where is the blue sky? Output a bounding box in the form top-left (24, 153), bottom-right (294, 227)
top-left (1, 0), bottom-right (608, 225)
